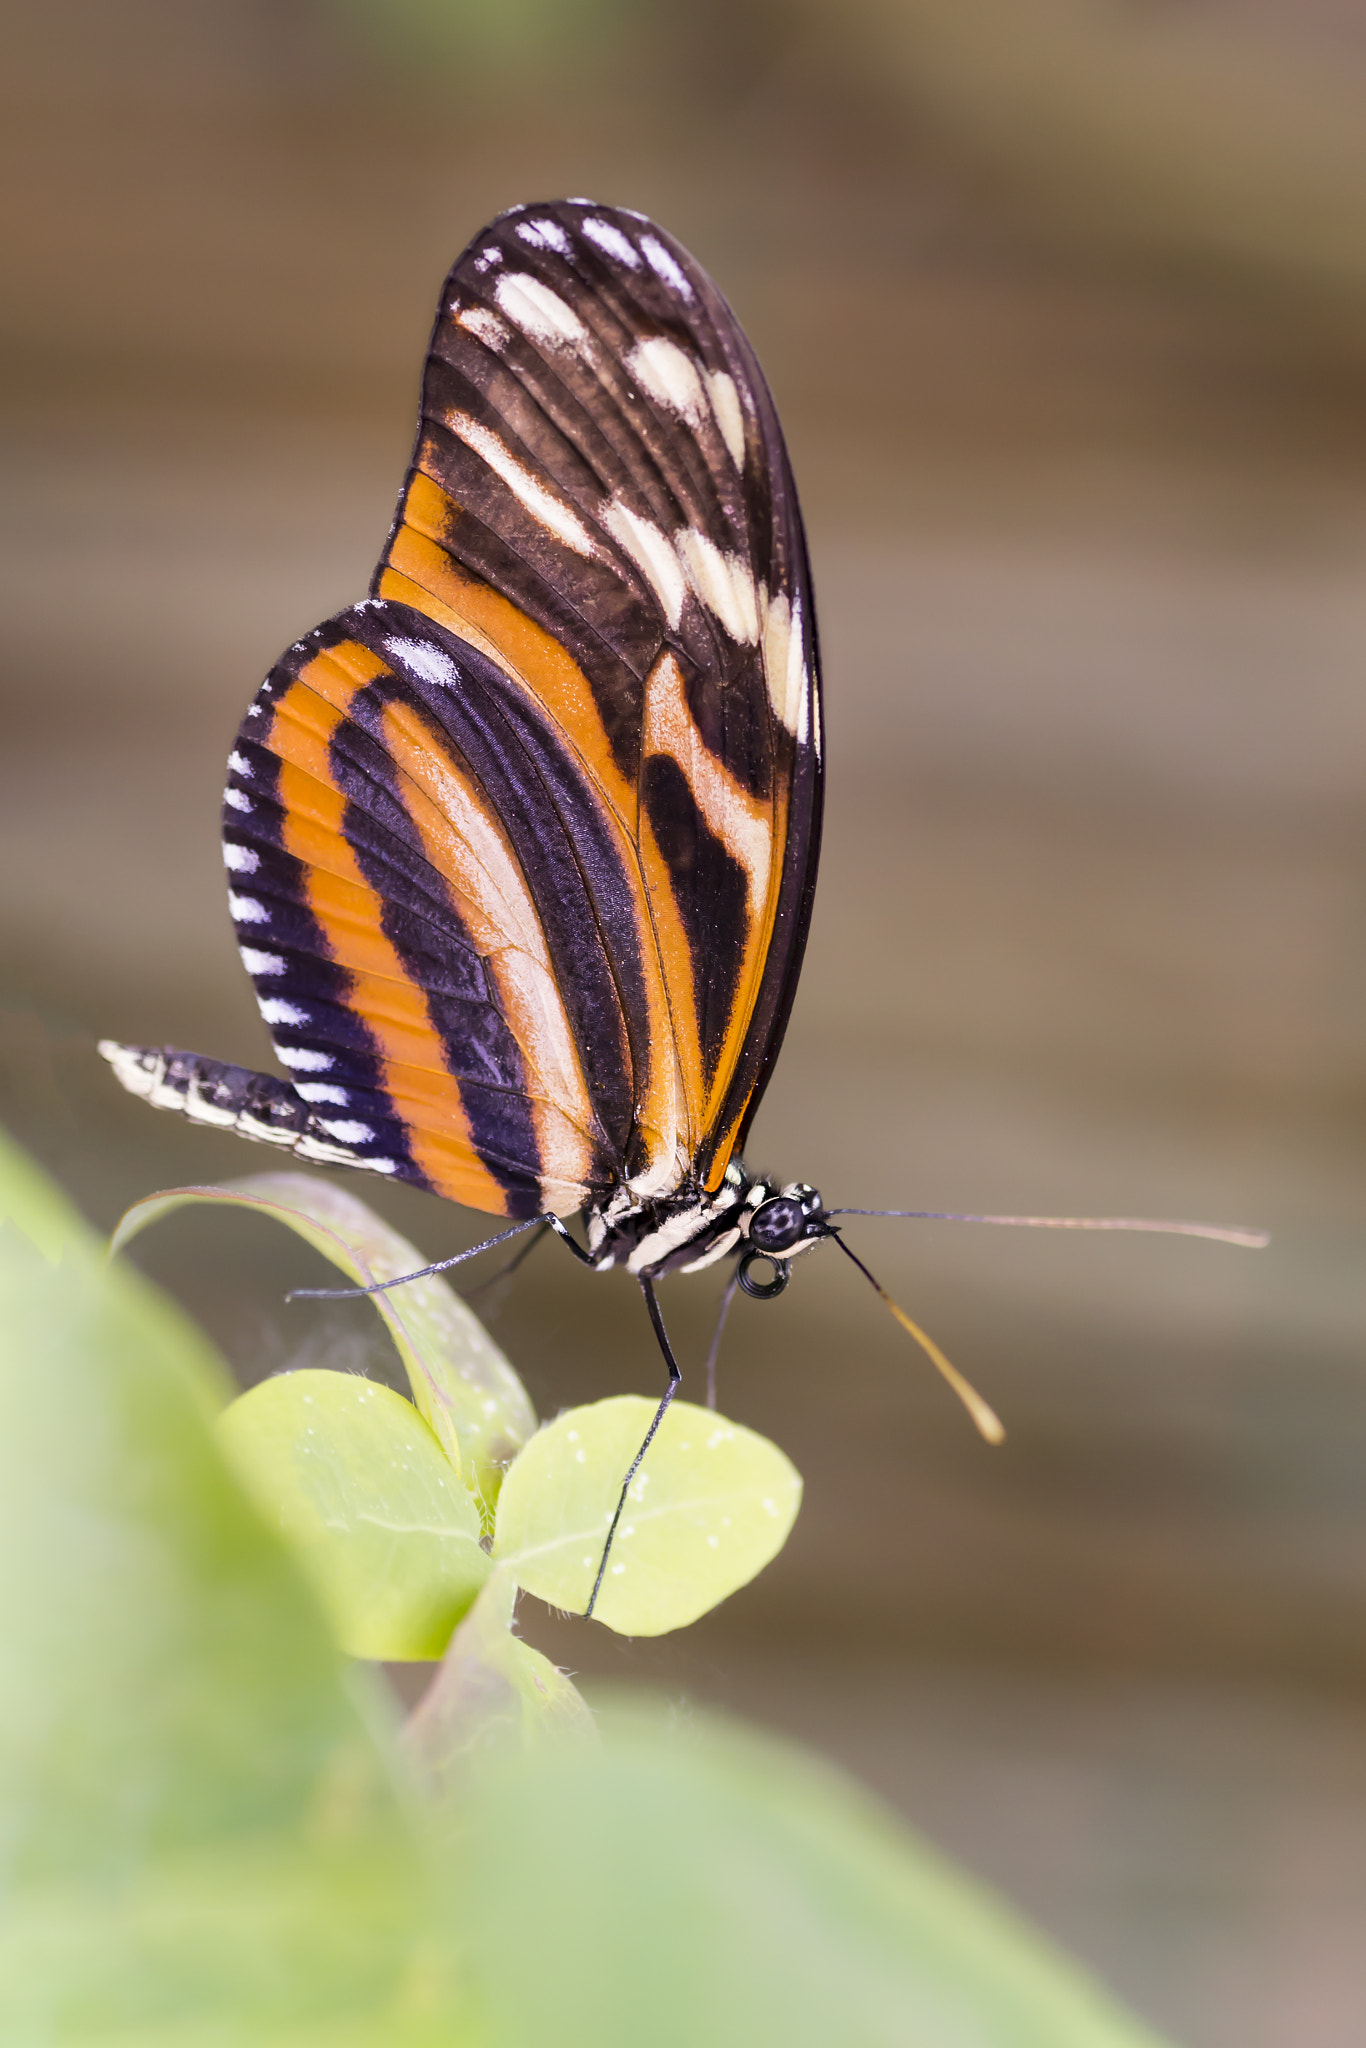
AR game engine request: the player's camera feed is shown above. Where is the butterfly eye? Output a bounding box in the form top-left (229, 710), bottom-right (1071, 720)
top-left (748, 1196), bottom-right (806, 1252)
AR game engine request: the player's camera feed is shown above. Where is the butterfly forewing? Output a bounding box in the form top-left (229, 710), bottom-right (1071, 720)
top-left (217, 200), bottom-right (822, 1221)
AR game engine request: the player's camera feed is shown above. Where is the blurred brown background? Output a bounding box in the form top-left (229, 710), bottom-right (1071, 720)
top-left (6, 2), bottom-right (1366, 2040)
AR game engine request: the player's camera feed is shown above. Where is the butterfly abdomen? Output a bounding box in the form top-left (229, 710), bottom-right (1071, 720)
top-left (97, 1041), bottom-right (412, 1178)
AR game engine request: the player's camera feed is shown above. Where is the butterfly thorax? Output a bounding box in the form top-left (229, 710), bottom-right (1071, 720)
top-left (584, 1164), bottom-right (827, 1282)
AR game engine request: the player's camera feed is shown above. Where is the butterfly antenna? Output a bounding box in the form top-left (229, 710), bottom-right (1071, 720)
top-left (827, 1210), bottom-right (1269, 1249)
top-left (826, 1229), bottom-right (1005, 1444)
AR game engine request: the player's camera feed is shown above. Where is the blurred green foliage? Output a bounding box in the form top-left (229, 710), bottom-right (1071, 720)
top-left (0, 1140), bottom-right (445, 2042)
top-left (1, 1129), bottom-right (1175, 2045)
top-left (326, 0), bottom-right (636, 85)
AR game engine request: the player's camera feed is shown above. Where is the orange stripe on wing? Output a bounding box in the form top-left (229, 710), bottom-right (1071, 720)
top-left (381, 479), bottom-right (698, 1196)
top-left (692, 753), bottom-right (792, 1192)
top-left (390, 475), bottom-right (627, 812)
top-left (374, 695), bottom-right (601, 1211)
top-left (641, 648), bottom-right (778, 1162)
top-left (697, 763), bottom-right (791, 1192)
top-left (268, 644), bottom-right (513, 1216)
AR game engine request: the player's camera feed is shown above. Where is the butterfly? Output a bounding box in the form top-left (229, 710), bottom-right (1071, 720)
top-left (101, 201), bottom-right (1266, 1613)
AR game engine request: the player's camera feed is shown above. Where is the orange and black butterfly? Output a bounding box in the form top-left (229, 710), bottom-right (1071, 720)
top-left (102, 201), bottom-right (1264, 1608)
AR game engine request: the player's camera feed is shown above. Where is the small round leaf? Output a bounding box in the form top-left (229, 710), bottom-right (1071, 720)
top-left (218, 1370), bottom-right (490, 1661)
top-left (113, 1174), bottom-right (537, 1509)
top-left (493, 1397), bottom-right (801, 1635)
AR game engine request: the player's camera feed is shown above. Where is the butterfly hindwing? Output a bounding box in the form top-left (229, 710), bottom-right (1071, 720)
top-left (224, 601), bottom-right (671, 1216)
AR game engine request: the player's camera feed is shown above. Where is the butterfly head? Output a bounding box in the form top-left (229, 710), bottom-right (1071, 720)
top-left (736, 1181), bottom-right (829, 1297)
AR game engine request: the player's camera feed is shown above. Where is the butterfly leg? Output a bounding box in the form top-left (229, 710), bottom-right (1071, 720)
top-left (286, 1215), bottom-right (546, 1300)
top-left (461, 1218), bottom-right (552, 1307)
top-left (584, 1277), bottom-right (681, 1620)
top-left (544, 1213), bottom-right (597, 1267)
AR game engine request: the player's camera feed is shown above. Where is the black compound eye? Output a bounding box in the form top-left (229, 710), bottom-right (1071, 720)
top-left (749, 1197), bottom-right (805, 1252)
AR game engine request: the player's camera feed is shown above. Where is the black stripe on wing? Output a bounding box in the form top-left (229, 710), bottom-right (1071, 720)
top-left (641, 751), bottom-right (749, 1087)
top-left (347, 602), bottom-right (652, 1177)
top-left (222, 724), bottom-right (427, 1185)
top-left (384, 201), bottom-right (810, 800)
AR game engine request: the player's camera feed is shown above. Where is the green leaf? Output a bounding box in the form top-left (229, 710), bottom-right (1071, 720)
top-left (0, 1132), bottom-right (465, 2043)
top-left (112, 1172), bottom-right (536, 1509)
top-left (0, 1128), bottom-right (92, 1263)
top-left (455, 1697), bottom-right (1173, 2048)
top-left (492, 1396), bottom-right (801, 1635)
top-left (2, 1128), bottom-right (1178, 2048)
top-left (403, 1572), bottom-right (596, 1803)
top-left (218, 1369), bottom-right (491, 1662)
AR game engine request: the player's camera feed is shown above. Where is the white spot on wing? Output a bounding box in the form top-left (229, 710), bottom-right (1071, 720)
top-left (318, 1117), bottom-right (373, 1144)
top-left (455, 304), bottom-right (509, 351)
top-left (581, 217), bottom-right (640, 266)
top-left (448, 411), bottom-right (597, 558)
top-left (228, 750), bottom-right (253, 776)
top-left (474, 245), bottom-right (503, 271)
top-left (516, 217), bottom-right (570, 253)
top-left (223, 842), bottom-right (258, 874)
top-left (385, 636), bottom-right (460, 692)
top-left (494, 272), bottom-right (586, 348)
top-left (627, 336), bottom-right (706, 424)
top-left (640, 235), bottom-right (693, 299)
top-left (260, 997), bottom-right (309, 1026)
top-left (239, 947), bottom-right (286, 976)
top-left (277, 1045), bottom-right (332, 1071)
top-left (602, 501), bottom-right (686, 626)
top-left (228, 891), bottom-right (269, 923)
top-left (676, 529), bottom-right (759, 643)
top-left (762, 589), bottom-right (806, 736)
top-left (223, 787), bottom-right (251, 813)
top-left (295, 1081), bottom-right (350, 1106)
top-left (707, 371), bottom-right (745, 467)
